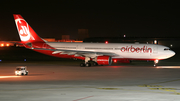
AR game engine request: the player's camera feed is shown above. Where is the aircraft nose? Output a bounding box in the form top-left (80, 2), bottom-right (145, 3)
top-left (170, 50), bottom-right (175, 57)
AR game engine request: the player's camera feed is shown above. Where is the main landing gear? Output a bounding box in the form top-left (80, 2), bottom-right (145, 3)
top-left (80, 57), bottom-right (98, 67)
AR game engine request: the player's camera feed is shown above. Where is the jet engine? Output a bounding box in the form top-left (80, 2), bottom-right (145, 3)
top-left (96, 56), bottom-right (112, 65)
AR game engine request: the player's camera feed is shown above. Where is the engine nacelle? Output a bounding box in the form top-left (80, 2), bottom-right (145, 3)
top-left (96, 56), bottom-right (112, 65)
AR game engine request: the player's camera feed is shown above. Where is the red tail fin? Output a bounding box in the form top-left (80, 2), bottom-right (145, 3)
top-left (13, 14), bottom-right (44, 43)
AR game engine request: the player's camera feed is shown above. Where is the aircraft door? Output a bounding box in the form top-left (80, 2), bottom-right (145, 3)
top-left (153, 46), bottom-right (158, 54)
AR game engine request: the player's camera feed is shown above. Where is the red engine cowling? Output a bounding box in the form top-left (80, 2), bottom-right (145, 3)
top-left (96, 56), bottom-right (112, 65)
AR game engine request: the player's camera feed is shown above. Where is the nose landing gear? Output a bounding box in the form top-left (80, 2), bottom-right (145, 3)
top-left (154, 59), bottom-right (159, 66)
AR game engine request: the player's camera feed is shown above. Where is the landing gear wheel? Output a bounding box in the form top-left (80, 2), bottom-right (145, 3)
top-left (93, 62), bottom-right (98, 66)
top-left (85, 63), bottom-right (91, 67)
top-left (80, 63), bottom-right (85, 67)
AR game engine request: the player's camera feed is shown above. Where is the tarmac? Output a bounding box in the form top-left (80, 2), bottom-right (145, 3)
top-left (0, 62), bottom-right (180, 101)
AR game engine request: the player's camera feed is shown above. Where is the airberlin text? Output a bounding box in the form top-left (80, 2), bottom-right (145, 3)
top-left (121, 46), bottom-right (152, 53)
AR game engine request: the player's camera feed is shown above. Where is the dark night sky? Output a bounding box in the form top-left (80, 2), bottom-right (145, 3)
top-left (0, 0), bottom-right (180, 40)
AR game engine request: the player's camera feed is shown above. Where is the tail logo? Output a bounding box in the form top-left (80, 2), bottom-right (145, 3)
top-left (20, 26), bottom-right (29, 37)
top-left (15, 19), bottom-right (31, 41)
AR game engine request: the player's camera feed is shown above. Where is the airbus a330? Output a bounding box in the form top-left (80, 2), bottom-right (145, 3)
top-left (13, 14), bottom-right (175, 67)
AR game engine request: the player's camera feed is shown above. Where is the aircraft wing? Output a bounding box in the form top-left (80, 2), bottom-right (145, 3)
top-left (33, 48), bottom-right (119, 58)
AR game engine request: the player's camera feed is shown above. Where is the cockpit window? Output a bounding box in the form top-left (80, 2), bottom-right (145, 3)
top-left (164, 48), bottom-right (170, 51)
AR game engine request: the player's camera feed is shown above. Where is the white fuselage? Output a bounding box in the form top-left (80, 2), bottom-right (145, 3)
top-left (46, 42), bottom-right (175, 60)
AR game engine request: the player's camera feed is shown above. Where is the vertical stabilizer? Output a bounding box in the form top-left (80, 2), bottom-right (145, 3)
top-left (13, 14), bottom-right (44, 43)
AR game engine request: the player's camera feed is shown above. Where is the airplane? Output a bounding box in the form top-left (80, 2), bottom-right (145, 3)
top-left (13, 14), bottom-right (175, 67)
